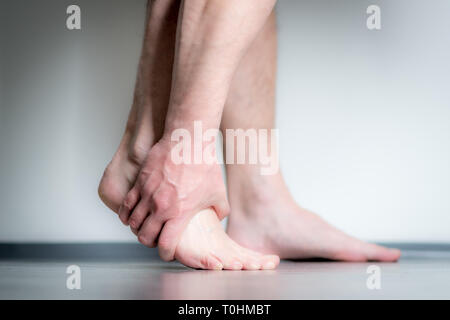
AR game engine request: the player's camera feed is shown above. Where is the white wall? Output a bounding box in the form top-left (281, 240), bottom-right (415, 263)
top-left (1, 0), bottom-right (449, 242)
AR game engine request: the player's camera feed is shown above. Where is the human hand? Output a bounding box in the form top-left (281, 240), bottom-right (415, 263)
top-left (118, 134), bottom-right (230, 261)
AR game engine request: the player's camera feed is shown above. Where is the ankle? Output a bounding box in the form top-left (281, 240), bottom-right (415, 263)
top-left (226, 166), bottom-right (284, 215)
top-left (128, 141), bottom-right (149, 166)
top-left (126, 125), bottom-right (155, 166)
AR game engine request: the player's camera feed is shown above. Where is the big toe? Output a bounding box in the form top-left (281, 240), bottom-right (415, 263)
top-left (200, 255), bottom-right (224, 270)
top-left (261, 255), bottom-right (280, 270)
top-left (364, 243), bottom-right (401, 262)
top-left (330, 235), bottom-right (401, 262)
top-left (174, 208), bottom-right (281, 271)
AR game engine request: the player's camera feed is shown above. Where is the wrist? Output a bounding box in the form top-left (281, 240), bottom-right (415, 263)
top-left (161, 120), bottom-right (222, 166)
top-left (162, 119), bottom-right (220, 144)
top-left (163, 114), bottom-right (221, 137)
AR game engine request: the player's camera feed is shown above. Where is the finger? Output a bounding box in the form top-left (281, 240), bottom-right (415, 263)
top-left (137, 214), bottom-right (164, 248)
top-left (128, 199), bottom-right (151, 230)
top-left (119, 187), bottom-right (140, 225)
top-left (130, 226), bottom-right (138, 236)
top-left (212, 198), bottom-right (230, 220)
top-left (157, 214), bottom-right (192, 261)
top-left (151, 187), bottom-right (171, 216)
top-left (142, 170), bottom-right (163, 198)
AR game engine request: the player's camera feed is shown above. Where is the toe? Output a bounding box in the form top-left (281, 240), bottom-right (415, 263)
top-left (200, 255), bottom-right (224, 270)
top-left (223, 260), bottom-right (244, 271)
top-left (334, 240), bottom-right (401, 262)
top-left (364, 244), bottom-right (401, 262)
top-left (242, 256), bottom-right (262, 270)
top-left (332, 249), bottom-right (367, 262)
top-left (261, 255), bottom-right (280, 270)
top-left (229, 245), bottom-right (279, 271)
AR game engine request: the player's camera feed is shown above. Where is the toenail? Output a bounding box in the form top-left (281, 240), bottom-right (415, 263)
top-left (232, 262), bottom-right (243, 270)
top-left (249, 263), bottom-right (261, 270)
top-left (213, 263), bottom-right (223, 270)
top-left (264, 262), bottom-right (275, 269)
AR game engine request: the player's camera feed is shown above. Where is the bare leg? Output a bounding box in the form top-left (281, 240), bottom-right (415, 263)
top-left (222, 12), bottom-right (401, 262)
top-left (119, 0), bottom-right (278, 263)
top-left (98, 0), bottom-right (279, 270)
top-left (98, 0), bottom-right (178, 214)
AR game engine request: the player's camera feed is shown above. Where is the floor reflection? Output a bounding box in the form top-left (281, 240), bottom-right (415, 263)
top-left (159, 268), bottom-right (281, 299)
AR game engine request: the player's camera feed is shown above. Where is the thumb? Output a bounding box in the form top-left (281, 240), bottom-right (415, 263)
top-left (212, 197), bottom-right (230, 220)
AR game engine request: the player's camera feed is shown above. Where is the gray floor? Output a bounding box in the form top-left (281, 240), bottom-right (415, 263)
top-left (1, 247), bottom-right (450, 299)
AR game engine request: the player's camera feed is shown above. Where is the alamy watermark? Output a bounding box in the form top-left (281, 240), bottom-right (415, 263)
top-left (366, 265), bottom-right (381, 290)
top-left (66, 5), bottom-right (81, 30)
top-left (170, 121), bottom-right (279, 176)
top-left (367, 5), bottom-right (381, 30)
top-left (66, 265), bottom-right (81, 290)
top-left (66, 4), bottom-right (381, 32)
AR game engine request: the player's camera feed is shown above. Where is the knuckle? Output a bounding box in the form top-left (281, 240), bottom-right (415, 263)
top-left (123, 200), bottom-right (133, 210)
top-left (142, 182), bottom-right (154, 197)
top-left (153, 192), bottom-right (171, 212)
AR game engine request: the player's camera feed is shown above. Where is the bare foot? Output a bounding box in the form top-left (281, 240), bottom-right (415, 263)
top-left (226, 171), bottom-right (401, 262)
top-left (98, 126), bottom-right (149, 214)
top-left (97, 118), bottom-right (280, 271)
top-left (100, 154), bottom-right (280, 271)
top-left (174, 208), bottom-right (280, 270)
